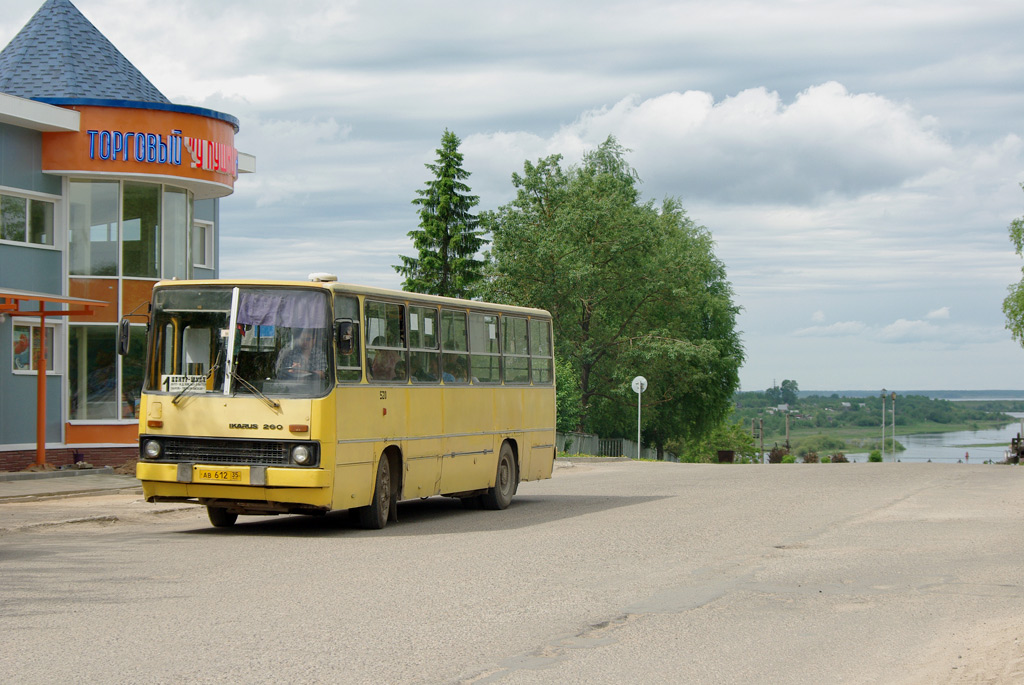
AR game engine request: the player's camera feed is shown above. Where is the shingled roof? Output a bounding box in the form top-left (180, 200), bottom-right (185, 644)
top-left (0, 0), bottom-right (170, 104)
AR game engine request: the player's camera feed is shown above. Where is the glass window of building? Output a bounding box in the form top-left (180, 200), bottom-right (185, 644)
top-left (29, 199), bottom-right (54, 245)
top-left (122, 182), bottom-right (161, 278)
top-left (162, 188), bottom-right (189, 279)
top-left (0, 193), bottom-right (54, 246)
top-left (193, 220), bottom-right (213, 269)
top-left (69, 324), bottom-right (142, 420)
top-left (1, 194), bottom-right (26, 241)
top-left (69, 180), bottom-right (119, 276)
top-left (11, 323), bottom-right (55, 372)
top-left (121, 326), bottom-right (147, 419)
top-left (69, 325), bottom-right (119, 420)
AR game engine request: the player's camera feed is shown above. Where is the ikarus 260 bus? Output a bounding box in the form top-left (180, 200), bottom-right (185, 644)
top-left (123, 275), bottom-right (556, 528)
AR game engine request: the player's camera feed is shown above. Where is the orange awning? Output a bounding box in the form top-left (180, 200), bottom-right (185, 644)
top-left (0, 287), bottom-right (107, 316)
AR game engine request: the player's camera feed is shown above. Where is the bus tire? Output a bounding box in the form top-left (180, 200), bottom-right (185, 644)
top-left (358, 455), bottom-right (391, 529)
top-left (482, 442), bottom-right (516, 510)
top-left (207, 506), bottom-right (237, 528)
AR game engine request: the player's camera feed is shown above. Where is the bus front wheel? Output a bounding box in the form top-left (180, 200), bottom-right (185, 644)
top-left (482, 443), bottom-right (516, 510)
top-left (207, 506), bottom-right (238, 528)
top-left (358, 456), bottom-right (391, 529)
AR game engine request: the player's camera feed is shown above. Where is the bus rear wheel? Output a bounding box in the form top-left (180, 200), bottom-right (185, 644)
top-left (482, 442), bottom-right (516, 510)
top-left (358, 455), bottom-right (391, 529)
top-left (207, 506), bottom-right (237, 528)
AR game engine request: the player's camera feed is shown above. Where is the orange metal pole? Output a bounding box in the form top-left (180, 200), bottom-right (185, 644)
top-left (0, 293), bottom-right (106, 469)
top-left (35, 311), bottom-right (47, 467)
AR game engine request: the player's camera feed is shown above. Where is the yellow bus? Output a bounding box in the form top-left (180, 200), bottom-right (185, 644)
top-left (126, 275), bottom-right (556, 528)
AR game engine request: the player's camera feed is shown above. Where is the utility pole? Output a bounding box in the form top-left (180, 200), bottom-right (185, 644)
top-left (752, 418), bottom-right (765, 464)
top-left (760, 418), bottom-right (764, 464)
top-left (785, 411), bottom-right (790, 453)
top-left (891, 392), bottom-right (896, 462)
top-left (881, 389), bottom-right (887, 459)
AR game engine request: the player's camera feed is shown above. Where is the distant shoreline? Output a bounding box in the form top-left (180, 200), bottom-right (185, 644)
top-left (797, 390), bottom-right (1024, 401)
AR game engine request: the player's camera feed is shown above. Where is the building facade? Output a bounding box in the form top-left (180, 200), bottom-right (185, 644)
top-left (0, 0), bottom-right (252, 469)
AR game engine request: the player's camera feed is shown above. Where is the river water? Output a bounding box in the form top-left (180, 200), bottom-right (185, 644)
top-left (851, 413), bottom-right (1024, 463)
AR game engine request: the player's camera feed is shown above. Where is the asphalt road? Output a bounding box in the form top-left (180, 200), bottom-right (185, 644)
top-left (2, 460), bottom-right (1023, 684)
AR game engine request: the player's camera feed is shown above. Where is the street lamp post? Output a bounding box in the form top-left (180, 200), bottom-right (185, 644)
top-left (632, 376), bottom-right (648, 460)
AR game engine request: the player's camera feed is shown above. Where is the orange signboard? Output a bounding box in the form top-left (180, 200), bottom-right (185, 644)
top-left (42, 105), bottom-right (238, 197)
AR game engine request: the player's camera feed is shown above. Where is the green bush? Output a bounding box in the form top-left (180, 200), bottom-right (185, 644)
top-left (793, 434), bottom-right (847, 457)
top-left (781, 454), bottom-right (796, 464)
top-left (868, 450), bottom-right (883, 462)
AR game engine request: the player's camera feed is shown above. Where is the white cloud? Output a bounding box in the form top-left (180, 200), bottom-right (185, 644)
top-left (927, 307), bottom-right (951, 320)
top-left (468, 82), bottom-right (955, 205)
top-left (878, 318), bottom-right (943, 343)
top-left (793, 321), bottom-right (868, 338)
top-left (788, 316), bottom-right (1006, 347)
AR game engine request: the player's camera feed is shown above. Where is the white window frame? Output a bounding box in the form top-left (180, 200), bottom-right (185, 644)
top-left (11, 318), bottom-right (61, 375)
top-left (0, 185), bottom-right (60, 250)
top-left (192, 220), bottom-right (214, 269)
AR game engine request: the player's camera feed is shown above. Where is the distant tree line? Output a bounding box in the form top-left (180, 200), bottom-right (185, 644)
top-left (734, 386), bottom-right (1016, 439)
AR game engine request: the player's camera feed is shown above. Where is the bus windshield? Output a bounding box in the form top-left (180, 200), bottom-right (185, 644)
top-left (147, 286), bottom-right (332, 397)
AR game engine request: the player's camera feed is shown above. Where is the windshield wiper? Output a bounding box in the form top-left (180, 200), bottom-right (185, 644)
top-left (230, 370), bottom-right (281, 410)
top-left (172, 352), bottom-right (222, 406)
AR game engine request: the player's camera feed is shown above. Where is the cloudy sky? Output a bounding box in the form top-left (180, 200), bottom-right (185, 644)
top-left (6, 0), bottom-right (1024, 392)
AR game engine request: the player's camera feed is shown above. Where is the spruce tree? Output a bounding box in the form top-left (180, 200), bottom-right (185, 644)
top-left (396, 130), bottom-right (486, 298)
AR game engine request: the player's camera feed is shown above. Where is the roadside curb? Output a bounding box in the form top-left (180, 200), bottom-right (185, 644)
top-left (0, 485), bottom-right (143, 503)
top-left (0, 471), bottom-right (142, 501)
top-left (0, 467), bottom-right (116, 481)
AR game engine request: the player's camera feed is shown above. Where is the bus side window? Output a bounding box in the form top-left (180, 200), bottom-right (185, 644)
top-left (469, 312), bottom-right (500, 384)
top-left (441, 309), bottom-right (469, 383)
top-left (334, 295), bottom-right (362, 382)
top-left (530, 319), bottom-right (553, 384)
top-left (365, 300), bottom-right (408, 382)
top-left (409, 306), bottom-right (440, 383)
top-left (502, 316), bottom-right (530, 384)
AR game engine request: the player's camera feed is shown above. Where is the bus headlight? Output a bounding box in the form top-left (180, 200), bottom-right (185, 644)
top-left (291, 445), bottom-right (311, 465)
top-left (143, 439), bottom-right (162, 459)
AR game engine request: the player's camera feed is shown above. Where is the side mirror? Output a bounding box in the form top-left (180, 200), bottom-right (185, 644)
top-left (117, 318), bottom-right (132, 356)
top-left (336, 320), bottom-right (356, 356)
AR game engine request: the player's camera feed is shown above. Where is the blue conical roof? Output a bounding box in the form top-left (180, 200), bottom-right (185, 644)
top-left (0, 0), bottom-right (169, 103)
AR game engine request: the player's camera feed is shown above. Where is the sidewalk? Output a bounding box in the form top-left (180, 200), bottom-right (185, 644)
top-left (0, 468), bottom-right (204, 533)
top-left (0, 467), bottom-right (142, 501)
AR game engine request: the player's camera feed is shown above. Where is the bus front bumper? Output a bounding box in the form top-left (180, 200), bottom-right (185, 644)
top-left (137, 462), bottom-right (331, 508)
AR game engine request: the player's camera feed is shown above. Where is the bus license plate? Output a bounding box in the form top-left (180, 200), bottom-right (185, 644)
top-left (196, 467), bottom-right (245, 483)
